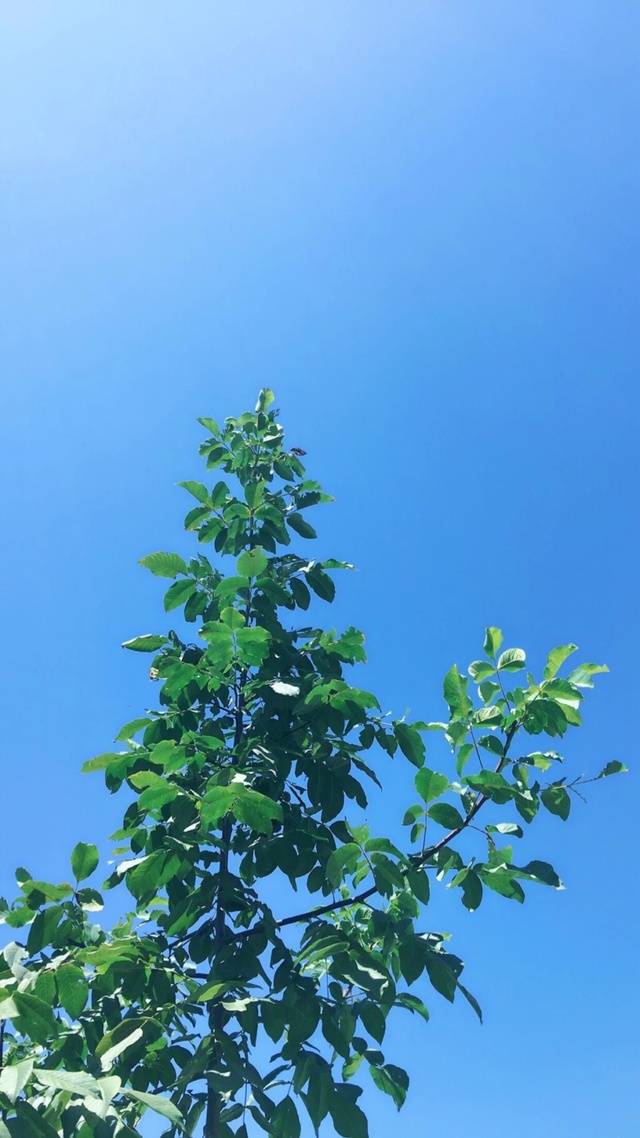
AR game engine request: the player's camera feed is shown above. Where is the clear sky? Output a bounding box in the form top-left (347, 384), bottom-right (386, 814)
top-left (1, 3), bottom-right (638, 1136)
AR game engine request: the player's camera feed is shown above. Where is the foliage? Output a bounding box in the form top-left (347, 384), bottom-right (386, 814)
top-left (0, 390), bottom-right (626, 1137)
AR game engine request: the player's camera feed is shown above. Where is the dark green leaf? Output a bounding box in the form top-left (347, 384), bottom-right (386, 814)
top-left (290, 577), bottom-right (310, 610)
top-left (460, 871), bottom-right (483, 912)
top-left (427, 802), bottom-right (465, 829)
top-left (394, 723), bottom-right (426, 768)
top-left (358, 1001), bottom-right (386, 1044)
top-left (164, 578), bottom-right (197, 611)
top-left (124, 1090), bottom-right (183, 1124)
top-left (457, 982), bottom-right (483, 1023)
top-left (287, 513), bottom-right (317, 539)
top-left (306, 567), bottom-right (335, 602)
top-left (597, 760), bottom-right (628, 778)
top-left (406, 868), bottom-right (430, 904)
top-left (329, 1094), bottom-right (369, 1138)
top-left (520, 860), bottom-right (562, 888)
top-left (541, 785), bottom-right (571, 820)
top-left (270, 1097), bottom-right (301, 1138)
top-left (71, 841), bottom-right (99, 882)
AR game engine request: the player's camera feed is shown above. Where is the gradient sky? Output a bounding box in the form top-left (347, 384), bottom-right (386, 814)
top-left (1, 4), bottom-right (639, 1136)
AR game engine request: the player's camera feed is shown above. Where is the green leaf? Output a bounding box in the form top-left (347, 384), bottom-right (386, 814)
top-left (326, 843), bottom-right (362, 887)
top-left (270, 1097), bottom-right (301, 1138)
top-left (415, 767), bottom-right (449, 804)
top-left (455, 742), bottom-right (474, 776)
top-left (200, 785), bottom-right (237, 826)
top-left (164, 578), bottom-right (197, 611)
top-left (210, 480), bottom-right (229, 508)
top-left (0, 1059), bottom-right (33, 1104)
top-left (543, 644), bottom-right (578, 680)
top-left (480, 868), bottom-right (525, 902)
top-left (460, 871), bottom-right (483, 912)
top-left (394, 992), bottom-right (430, 1022)
top-left (427, 802), bottom-right (465, 829)
top-left (487, 822), bottom-right (523, 837)
top-left (497, 647), bottom-right (526, 672)
top-left (566, 662), bottom-right (609, 688)
top-left (123, 1089), bottom-right (183, 1124)
top-left (473, 705), bottom-right (503, 725)
top-left (184, 504), bottom-right (212, 530)
top-left (197, 416), bottom-right (221, 435)
top-left (443, 665), bottom-right (472, 716)
top-left (71, 841), bottom-right (99, 883)
top-left (255, 387), bottom-right (275, 412)
top-left (115, 717), bottom-right (152, 741)
top-left (139, 551), bottom-right (188, 579)
top-left (541, 785), bottom-right (571, 820)
top-left (394, 723), bottom-right (426, 768)
top-left (370, 1064), bottom-right (409, 1110)
top-left (221, 606), bottom-right (246, 630)
top-left (7, 992), bottom-right (59, 1043)
top-left (178, 479), bottom-right (211, 503)
top-left (235, 626), bottom-right (271, 666)
top-left (465, 770), bottom-right (513, 804)
top-left (200, 622), bottom-right (234, 668)
top-left (597, 760), bottom-right (628, 778)
top-left (35, 1069), bottom-right (101, 1097)
top-left (233, 786), bottom-right (283, 834)
top-left (122, 634), bottom-right (168, 652)
top-left (237, 547), bottom-right (268, 577)
top-left (483, 627), bottom-right (503, 658)
top-left (468, 660), bottom-right (496, 682)
top-left (97, 1023), bottom-right (145, 1069)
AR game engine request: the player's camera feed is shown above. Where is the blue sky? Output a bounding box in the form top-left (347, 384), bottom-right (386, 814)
top-left (1, 3), bottom-right (638, 1135)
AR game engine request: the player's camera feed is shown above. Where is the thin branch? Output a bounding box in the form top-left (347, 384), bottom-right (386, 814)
top-left (230, 721), bottom-right (521, 940)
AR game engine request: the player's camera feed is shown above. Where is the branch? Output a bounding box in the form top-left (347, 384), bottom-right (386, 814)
top-left (412, 719), bottom-right (520, 867)
top-left (179, 721), bottom-right (522, 957)
top-left (232, 721), bottom-right (521, 939)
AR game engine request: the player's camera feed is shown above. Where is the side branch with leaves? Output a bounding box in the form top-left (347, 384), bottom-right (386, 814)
top-left (0, 390), bottom-right (626, 1138)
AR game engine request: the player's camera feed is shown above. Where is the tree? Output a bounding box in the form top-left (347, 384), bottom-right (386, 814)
top-left (0, 390), bottom-right (625, 1138)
